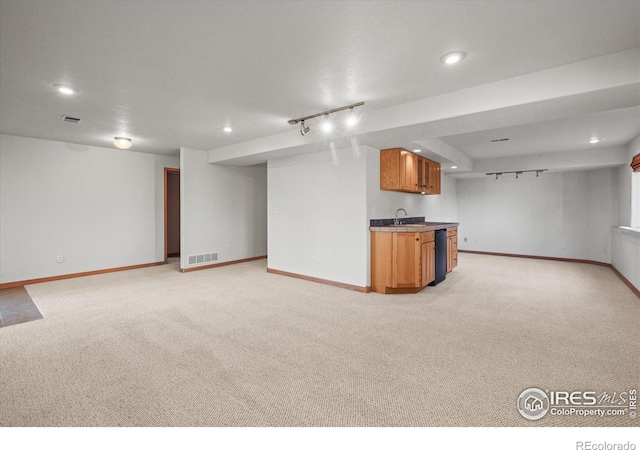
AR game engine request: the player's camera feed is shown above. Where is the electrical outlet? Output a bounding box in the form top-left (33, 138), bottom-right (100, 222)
top-left (562, 243), bottom-right (567, 249)
top-left (464, 237), bottom-right (468, 243)
top-left (226, 244), bottom-right (230, 250)
top-left (475, 238), bottom-right (481, 243)
top-left (57, 255), bottom-right (64, 263)
top-left (603, 245), bottom-right (608, 253)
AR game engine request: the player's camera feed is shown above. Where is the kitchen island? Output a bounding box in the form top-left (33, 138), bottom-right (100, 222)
top-left (370, 217), bottom-right (459, 294)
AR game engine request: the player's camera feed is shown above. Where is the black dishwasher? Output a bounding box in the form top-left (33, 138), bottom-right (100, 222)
top-left (428, 229), bottom-right (447, 286)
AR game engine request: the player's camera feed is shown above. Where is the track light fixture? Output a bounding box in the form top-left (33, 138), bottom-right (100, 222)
top-left (288, 101), bottom-right (364, 136)
top-left (487, 169), bottom-right (547, 180)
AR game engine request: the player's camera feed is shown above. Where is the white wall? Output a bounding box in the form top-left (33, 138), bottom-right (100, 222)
top-left (180, 147), bottom-right (267, 270)
top-left (0, 134), bottom-right (177, 283)
top-left (611, 228), bottom-right (640, 292)
top-left (457, 168), bottom-right (617, 263)
top-left (267, 147), bottom-right (369, 287)
top-left (617, 160), bottom-right (633, 227)
top-left (611, 134), bottom-right (640, 292)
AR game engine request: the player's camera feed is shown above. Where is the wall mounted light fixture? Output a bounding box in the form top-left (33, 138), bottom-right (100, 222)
top-left (486, 169), bottom-right (547, 180)
top-left (288, 101), bottom-right (364, 136)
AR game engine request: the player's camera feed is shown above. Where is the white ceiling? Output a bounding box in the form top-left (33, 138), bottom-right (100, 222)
top-left (440, 107), bottom-right (640, 159)
top-left (1, 1), bottom-right (639, 174)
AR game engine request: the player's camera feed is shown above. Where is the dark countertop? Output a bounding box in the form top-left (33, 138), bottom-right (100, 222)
top-left (369, 216), bottom-right (459, 232)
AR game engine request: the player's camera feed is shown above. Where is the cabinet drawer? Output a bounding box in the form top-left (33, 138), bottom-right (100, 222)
top-left (420, 231), bottom-right (435, 243)
top-left (447, 227), bottom-right (458, 237)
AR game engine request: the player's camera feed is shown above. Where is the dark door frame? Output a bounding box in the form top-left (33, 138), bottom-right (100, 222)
top-left (164, 167), bottom-right (181, 263)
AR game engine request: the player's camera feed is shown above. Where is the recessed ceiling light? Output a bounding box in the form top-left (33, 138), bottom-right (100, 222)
top-left (114, 137), bottom-right (132, 149)
top-left (440, 51), bottom-right (467, 65)
top-left (587, 137), bottom-right (601, 144)
top-left (53, 84), bottom-right (78, 95)
top-left (451, 166), bottom-right (458, 169)
top-left (223, 126), bottom-right (233, 133)
top-left (413, 149), bottom-right (422, 153)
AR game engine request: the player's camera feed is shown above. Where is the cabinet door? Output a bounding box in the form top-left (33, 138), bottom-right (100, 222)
top-left (421, 241), bottom-right (435, 286)
top-left (380, 149), bottom-right (400, 191)
top-left (427, 161), bottom-right (441, 194)
top-left (446, 234), bottom-right (458, 273)
top-left (434, 163), bottom-right (441, 194)
top-left (446, 236), bottom-right (453, 273)
top-left (417, 157), bottom-right (429, 193)
top-left (450, 235), bottom-right (458, 270)
top-left (399, 150), bottom-right (418, 192)
top-left (393, 232), bottom-right (421, 287)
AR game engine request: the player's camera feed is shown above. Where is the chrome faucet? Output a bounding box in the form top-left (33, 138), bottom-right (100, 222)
top-left (394, 208), bottom-right (408, 225)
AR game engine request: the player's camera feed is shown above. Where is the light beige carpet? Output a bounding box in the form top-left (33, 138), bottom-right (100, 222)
top-left (1, 254), bottom-right (638, 427)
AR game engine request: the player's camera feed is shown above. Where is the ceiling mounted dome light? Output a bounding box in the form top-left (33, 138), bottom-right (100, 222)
top-left (114, 137), bottom-right (132, 149)
top-left (440, 50), bottom-right (467, 65)
top-left (53, 84), bottom-right (78, 95)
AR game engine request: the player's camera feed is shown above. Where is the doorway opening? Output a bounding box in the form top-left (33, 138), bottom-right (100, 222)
top-left (164, 168), bottom-right (181, 263)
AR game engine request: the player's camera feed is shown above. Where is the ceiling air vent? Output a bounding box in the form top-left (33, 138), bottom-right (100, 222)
top-left (61, 115), bottom-right (82, 124)
top-left (490, 138), bottom-right (509, 143)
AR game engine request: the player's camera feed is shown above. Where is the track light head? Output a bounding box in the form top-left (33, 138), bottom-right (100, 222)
top-left (322, 114), bottom-right (332, 133)
top-left (300, 121), bottom-right (310, 136)
top-left (345, 108), bottom-right (358, 127)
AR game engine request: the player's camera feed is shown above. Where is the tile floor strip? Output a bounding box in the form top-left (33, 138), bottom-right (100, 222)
top-left (0, 286), bottom-right (43, 327)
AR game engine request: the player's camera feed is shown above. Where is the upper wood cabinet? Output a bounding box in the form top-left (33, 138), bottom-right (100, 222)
top-left (380, 148), bottom-right (441, 195)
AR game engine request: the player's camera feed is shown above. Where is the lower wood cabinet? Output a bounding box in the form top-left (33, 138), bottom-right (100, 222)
top-left (371, 231), bottom-right (435, 294)
top-left (446, 227), bottom-right (458, 273)
top-left (421, 238), bottom-right (436, 286)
